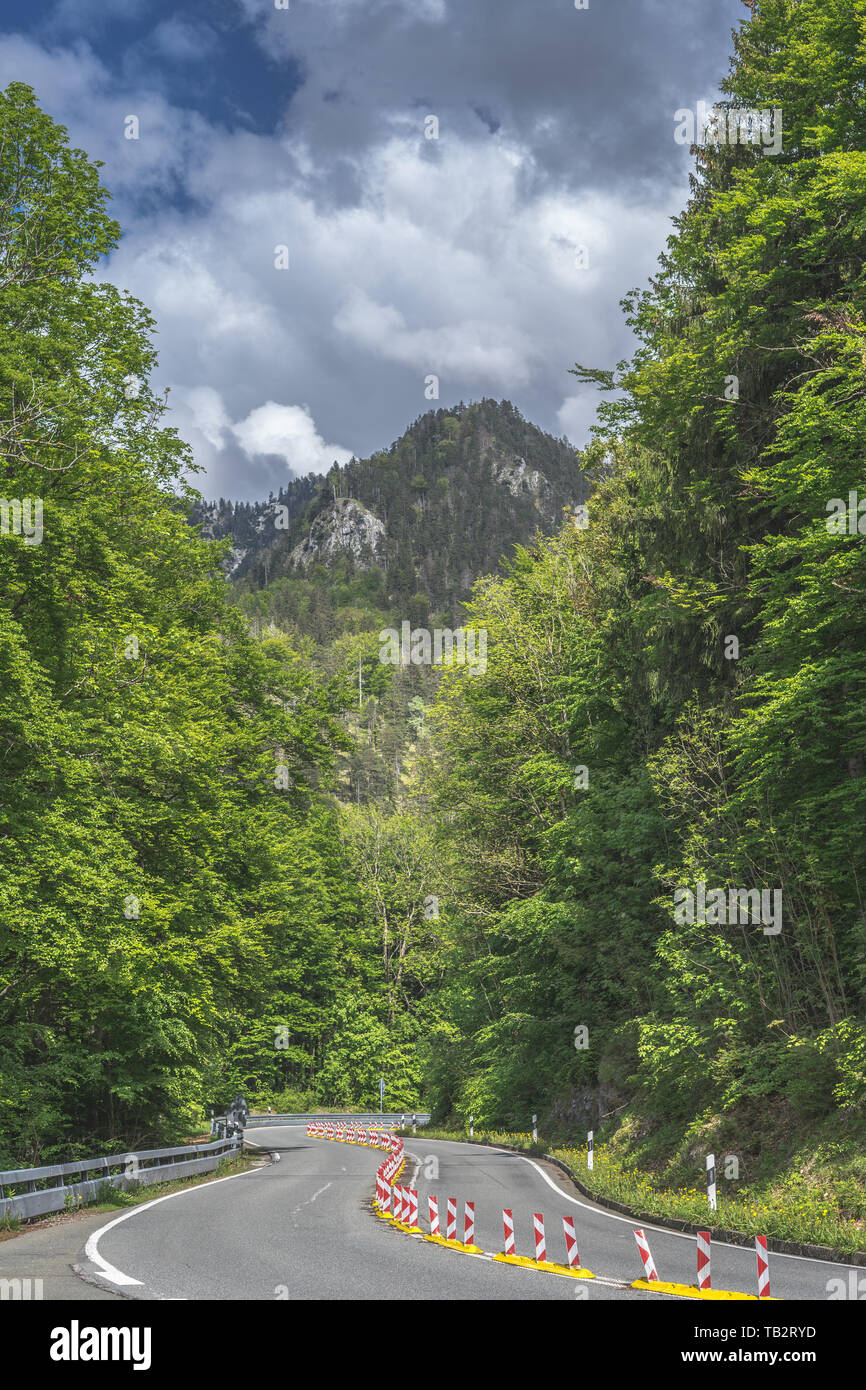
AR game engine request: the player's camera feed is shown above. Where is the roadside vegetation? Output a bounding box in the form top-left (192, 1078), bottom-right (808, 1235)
top-left (416, 1121), bottom-right (866, 1257)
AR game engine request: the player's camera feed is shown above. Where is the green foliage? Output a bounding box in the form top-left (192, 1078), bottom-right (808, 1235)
top-left (4, 0), bottom-right (866, 1205)
top-left (408, 0), bottom-right (866, 1191)
top-left (0, 85), bottom-right (358, 1164)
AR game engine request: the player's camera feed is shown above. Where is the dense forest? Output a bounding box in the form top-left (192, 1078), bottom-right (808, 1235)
top-left (1, 0), bottom-right (865, 1241)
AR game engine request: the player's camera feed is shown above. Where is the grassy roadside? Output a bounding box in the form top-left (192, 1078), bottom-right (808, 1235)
top-left (412, 1125), bottom-right (866, 1257)
top-left (0, 1149), bottom-right (258, 1240)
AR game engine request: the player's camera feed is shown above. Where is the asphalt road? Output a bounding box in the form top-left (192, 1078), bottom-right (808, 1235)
top-left (76, 1126), bottom-right (860, 1301)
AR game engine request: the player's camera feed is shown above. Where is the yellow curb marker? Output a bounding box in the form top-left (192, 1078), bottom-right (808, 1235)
top-left (423, 1236), bottom-right (485, 1254)
top-left (493, 1253), bottom-right (595, 1279)
top-left (631, 1279), bottom-right (779, 1301)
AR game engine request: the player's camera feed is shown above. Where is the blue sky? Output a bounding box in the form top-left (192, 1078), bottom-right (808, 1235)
top-left (0, 0), bottom-right (744, 499)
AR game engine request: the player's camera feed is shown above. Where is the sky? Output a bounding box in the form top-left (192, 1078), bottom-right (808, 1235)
top-left (0, 0), bottom-right (744, 500)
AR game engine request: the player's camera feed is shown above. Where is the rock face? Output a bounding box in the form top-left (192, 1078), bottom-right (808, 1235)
top-left (490, 453), bottom-right (553, 510)
top-left (547, 1083), bottom-right (623, 1135)
top-left (289, 497), bottom-right (385, 570)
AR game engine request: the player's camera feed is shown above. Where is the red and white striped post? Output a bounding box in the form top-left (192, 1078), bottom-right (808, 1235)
top-left (401, 1186), bottom-right (410, 1224)
top-left (756, 1236), bottom-right (771, 1298)
top-left (428, 1195), bottom-right (440, 1237)
top-left (502, 1209), bottom-right (515, 1257)
top-left (376, 1174), bottom-right (383, 1209)
top-left (562, 1215), bottom-right (580, 1269)
top-left (446, 1197), bottom-right (457, 1242)
top-left (697, 1230), bottom-right (711, 1290)
top-left (464, 1201), bottom-right (476, 1248)
top-left (382, 1184), bottom-right (392, 1217)
top-left (409, 1189), bottom-right (419, 1229)
top-left (533, 1212), bottom-right (546, 1264)
top-left (634, 1228), bottom-right (659, 1281)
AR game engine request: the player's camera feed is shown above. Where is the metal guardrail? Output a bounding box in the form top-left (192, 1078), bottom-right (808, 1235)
top-left (0, 1135), bottom-right (241, 1222)
top-left (244, 1112), bottom-right (431, 1129)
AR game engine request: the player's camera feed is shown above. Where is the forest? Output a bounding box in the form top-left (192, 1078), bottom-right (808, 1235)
top-left (0, 0), bottom-right (864, 1243)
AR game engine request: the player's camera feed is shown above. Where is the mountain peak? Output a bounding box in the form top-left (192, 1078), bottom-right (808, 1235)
top-left (192, 399), bottom-right (588, 620)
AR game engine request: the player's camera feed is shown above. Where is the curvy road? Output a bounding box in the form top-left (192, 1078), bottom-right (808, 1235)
top-left (77, 1124), bottom-right (859, 1301)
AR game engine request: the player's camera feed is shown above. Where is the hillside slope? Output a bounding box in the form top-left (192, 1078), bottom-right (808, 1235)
top-left (191, 398), bottom-right (589, 623)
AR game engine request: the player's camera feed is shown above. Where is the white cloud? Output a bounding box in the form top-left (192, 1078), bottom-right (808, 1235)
top-left (557, 393), bottom-right (595, 445)
top-left (0, 4), bottom-right (736, 498)
top-left (183, 386), bottom-right (231, 451)
top-left (334, 289), bottom-right (534, 385)
top-left (232, 402), bottom-right (353, 473)
top-left (149, 18), bottom-right (219, 63)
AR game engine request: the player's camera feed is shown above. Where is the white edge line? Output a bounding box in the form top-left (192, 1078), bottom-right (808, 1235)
top-left (85, 1166), bottom-right (257, 1286)
top-left (451, 1143), bottom-right (862, 1272)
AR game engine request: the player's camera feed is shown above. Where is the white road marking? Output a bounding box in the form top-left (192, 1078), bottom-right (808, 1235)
top-left (85, 1167), bottom-right (258, 1286)
top-left (480, 1147), bottom-right (862, 1270)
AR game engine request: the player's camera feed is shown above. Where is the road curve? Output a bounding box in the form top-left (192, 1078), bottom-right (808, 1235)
top-left (76, 1126), bottom-right (858, 1301)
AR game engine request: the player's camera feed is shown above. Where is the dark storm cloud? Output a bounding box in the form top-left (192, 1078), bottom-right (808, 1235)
top-left (245, 0), bottom-right (742, 194)
top-left (0, 0), bottom-right (744, 499)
